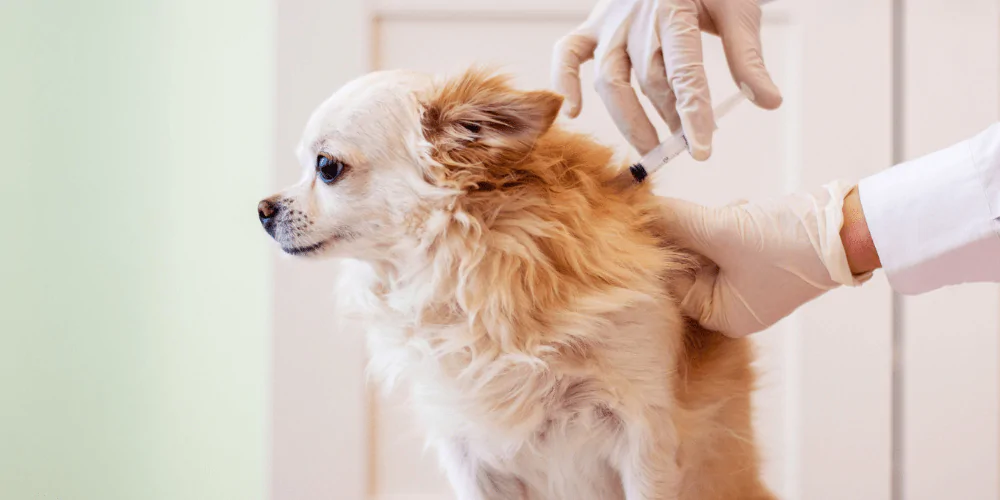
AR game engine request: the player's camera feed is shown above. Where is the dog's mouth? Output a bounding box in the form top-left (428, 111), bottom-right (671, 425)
top-left (280, 232), bottom-right (350, 256)
top-left (282, 240), bottom-right (329, 256)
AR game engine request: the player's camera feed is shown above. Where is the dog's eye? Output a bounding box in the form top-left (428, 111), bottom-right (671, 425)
top-left (316, 153), bottom-right (346, 184)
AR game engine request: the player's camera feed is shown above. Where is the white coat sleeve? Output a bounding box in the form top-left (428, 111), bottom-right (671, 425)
top-left (858, 122), bottom-right (1000, 295)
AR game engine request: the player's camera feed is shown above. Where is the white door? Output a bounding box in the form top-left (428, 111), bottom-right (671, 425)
top-left (270, 1), bottom-right (1000, 499)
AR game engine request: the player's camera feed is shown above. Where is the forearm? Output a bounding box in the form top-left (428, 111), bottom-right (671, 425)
top-left (854, 123), bottom-right (1000, 293)
top-left (839, 186), bottom-right (882, 275)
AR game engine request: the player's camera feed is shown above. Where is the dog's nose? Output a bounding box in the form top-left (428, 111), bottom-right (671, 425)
top-left (258, 198), bottom-right (281, 237)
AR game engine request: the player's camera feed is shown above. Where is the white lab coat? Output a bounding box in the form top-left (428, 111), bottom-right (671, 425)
top-left (859, 123), bottom-right (1000, 294)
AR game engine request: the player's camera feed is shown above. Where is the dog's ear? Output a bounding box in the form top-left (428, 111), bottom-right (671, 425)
top-left (420, 68), bottom-right (563, 189)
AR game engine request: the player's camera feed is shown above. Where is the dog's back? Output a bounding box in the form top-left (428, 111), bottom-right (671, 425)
top-left (675, 321), bottom-right (773, 499)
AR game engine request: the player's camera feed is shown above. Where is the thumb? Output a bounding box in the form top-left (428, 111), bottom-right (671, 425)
top-left (712, 1), bottom-right (782, 110)
top-left (551, 31), bottom-right (597, 118)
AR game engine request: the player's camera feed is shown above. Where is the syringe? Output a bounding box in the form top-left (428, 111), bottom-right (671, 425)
top-left (616, 88), bottom-right (750, 186)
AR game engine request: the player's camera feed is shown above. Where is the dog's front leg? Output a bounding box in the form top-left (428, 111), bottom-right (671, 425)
top-left (613, 412), bottom-right (682, 500)
top-left (434, 439), bottom-right (526, 500)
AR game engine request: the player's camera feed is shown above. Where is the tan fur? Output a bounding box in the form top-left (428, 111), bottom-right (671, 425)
top-left (264, 68), bottom-right (775, 500)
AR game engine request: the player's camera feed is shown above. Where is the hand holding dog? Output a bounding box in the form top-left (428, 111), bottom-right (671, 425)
top-left (661, 184), bottom-right (874, 337)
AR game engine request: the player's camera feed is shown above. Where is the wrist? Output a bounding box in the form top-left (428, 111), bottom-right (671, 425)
top-left (839, 185), bottom-right (882, 275)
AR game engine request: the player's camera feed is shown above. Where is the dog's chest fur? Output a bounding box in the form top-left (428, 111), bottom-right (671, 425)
top-left (352, 263), bottom-right (683, 500)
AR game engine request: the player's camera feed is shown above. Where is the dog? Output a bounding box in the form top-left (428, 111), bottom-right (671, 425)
top-left (259, 68), bottom-right (775, 500)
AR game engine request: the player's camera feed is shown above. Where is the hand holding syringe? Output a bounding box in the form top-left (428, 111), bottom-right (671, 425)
top-left (614, 88), bottom-right (750, 186)
top-left (554, 0), bottom-right (781, 163)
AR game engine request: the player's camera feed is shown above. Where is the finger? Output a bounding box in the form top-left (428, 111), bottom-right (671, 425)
top-left (634, 49), bottom-right (682, 133)
top-left (680, 264), bottom-right (721, 330)
top-left (681, 265), bottom-right (763, 337)
top-left (627, 3), bottom-right (682, 133)
top-left (653, 85), bottom-right (682, 133)
top-left (657, 197), bottom-right (729, 263)
top-left (679, 264), bottom-right (733, 335)
top-left (552, 31), bottom-right (598, 118)
top-left (594, 44), bottom-right (660, 155)
top-left (658, 196), bottom-right (767, 263)
top-left (658, 0), bottom-right (714, 160)
top-left (709, 0), bottom-right (782, 110)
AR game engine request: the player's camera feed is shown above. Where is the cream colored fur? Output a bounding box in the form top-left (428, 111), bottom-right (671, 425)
top-left (261, 68), bottom-right (775, 500)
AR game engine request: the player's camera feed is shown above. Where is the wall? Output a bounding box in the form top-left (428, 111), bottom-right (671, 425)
top-left (0, 1), bottom-right (272, 499)
top-left (900, 1), bottom-right (1000, 498)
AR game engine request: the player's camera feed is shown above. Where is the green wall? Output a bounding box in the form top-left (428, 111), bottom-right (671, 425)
top-left (0, 1), bottom-right (272, 499)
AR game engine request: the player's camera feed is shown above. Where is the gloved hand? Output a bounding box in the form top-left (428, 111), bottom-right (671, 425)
top-left (660, 183), bottom-right (873, 337)
top-left (552, 0), bottom-right (782, 159)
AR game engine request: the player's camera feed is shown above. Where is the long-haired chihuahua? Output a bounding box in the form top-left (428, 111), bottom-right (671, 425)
top-left (259, 68), bottom-right (774, 500)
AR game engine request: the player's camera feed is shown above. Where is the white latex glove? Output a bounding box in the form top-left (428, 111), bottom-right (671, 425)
top-left (552, 0), bottom-right (782, 159)
top-left (661, 183), bottom-right (870, 337)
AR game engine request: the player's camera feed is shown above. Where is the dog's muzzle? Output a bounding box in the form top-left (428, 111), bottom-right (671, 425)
top-left (258, 197), bottom-right (281, 237)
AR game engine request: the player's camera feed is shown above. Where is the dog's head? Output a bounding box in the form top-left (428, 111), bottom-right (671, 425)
top-left (258, 68), bottom-right (564, 260)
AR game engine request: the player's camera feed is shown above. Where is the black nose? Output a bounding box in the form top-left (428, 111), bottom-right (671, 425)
top-left (258, 198), bottom-right (281, 237)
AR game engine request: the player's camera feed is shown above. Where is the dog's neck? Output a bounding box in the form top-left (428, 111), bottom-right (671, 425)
top-left (368, 154), bottom-right (685, 354)
top-left (373, 208), bottom-right (550, 353)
